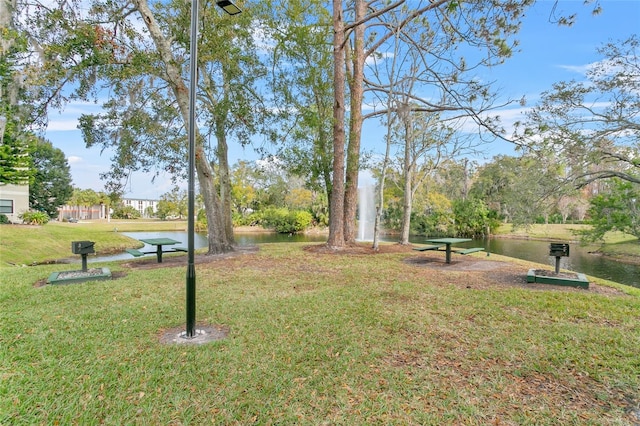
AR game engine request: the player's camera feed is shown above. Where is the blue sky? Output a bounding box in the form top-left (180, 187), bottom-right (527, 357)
top-left (45, 0), bottom-right (640, 199)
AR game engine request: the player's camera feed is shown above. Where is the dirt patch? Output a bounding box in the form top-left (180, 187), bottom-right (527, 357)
top-left (33, 278), bottom-right (47, 288)
top-left (122, 245), bottom-right (259, 270)
top-left (303, 242), bottom-right (416, 255)
top-left (404, 254), bottom-right (509, 271)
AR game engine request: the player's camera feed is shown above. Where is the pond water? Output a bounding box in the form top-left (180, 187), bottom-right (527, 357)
top-left (89, 231), bottom-right (328, 263)
top-left (88, 231), bottom-right (639, 289)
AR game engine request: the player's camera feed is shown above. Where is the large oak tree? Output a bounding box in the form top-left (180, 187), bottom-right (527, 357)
top-left (18, 0), bottom-right (268, 254)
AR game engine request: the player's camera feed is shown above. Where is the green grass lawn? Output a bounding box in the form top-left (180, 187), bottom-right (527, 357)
top-left (495, 223), bottom-right (591, 240)
top-left (1, 243), bottom-right (639, 425)
top-left (0, 220), bottom-right (188, 265)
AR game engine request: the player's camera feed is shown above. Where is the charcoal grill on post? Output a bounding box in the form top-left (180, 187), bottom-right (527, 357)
top-left (72, 241), bottom-right (95, 272)
top-left (549, 243), bottom-right (570, 274)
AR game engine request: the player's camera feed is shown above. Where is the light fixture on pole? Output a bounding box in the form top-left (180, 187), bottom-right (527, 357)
top-left (216, 0), bottom-right (242, 15)
top-left (184, 0), bottom-right (241, 339)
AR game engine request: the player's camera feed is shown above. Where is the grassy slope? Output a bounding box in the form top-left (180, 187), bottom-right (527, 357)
top-left (0, 220), bottom-right (188, 266)
top-left (1, 243), bottom-right (638, 425)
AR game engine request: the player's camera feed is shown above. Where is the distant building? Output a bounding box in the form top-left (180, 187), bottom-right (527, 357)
top-left (56, 197), bottom-right (158, 220)
top-left (57, 203), bottom-right (108, 220)
top-left (0, 182), bottom-right (29, 223)
top-left (123, 198), bottom-right (158, 218)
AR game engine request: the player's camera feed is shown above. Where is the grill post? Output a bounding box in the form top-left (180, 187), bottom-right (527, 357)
top-left (549, 243), bottom-right (570, 274)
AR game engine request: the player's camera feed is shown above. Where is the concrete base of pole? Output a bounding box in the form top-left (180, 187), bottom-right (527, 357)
top-left (159, 324), bottom-right (229, 345)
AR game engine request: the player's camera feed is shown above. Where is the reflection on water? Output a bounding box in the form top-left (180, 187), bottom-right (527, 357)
top-left (88, 231), bottom-right (639, 288)
top-left (234, 232), bottom-right (328, 245)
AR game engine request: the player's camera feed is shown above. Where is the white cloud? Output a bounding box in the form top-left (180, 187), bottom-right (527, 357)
top-left (365, 51), bottom-right (395, 66)
top-left (46, 119), bottom-right (80, 132)
top-left (557, 64), bottom-right (591, 75)
top-left (68, 155), bottom-right (83, 164)
top-left (46, 99), bottom-right (106, 132)
top-left (558, 56), bottom-right (627, 78)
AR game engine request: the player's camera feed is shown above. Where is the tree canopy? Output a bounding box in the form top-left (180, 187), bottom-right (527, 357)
top-left (29, 138), bottom-right (73, 217)
top-left (1, 6), bottom-right (32, 185)
top-left (518, 35), bottom-right (640, 187)
top-left (17, 0), bottom-right (271, 253)
top-left (8, 0), bottom-right (628, 242)
top-left (328, 0), bottom-right (539, 247)
top-left (579, 179), bottom-right (640, 242)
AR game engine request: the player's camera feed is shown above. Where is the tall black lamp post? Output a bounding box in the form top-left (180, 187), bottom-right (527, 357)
top-left (185, 0), bottom-right (241, 339)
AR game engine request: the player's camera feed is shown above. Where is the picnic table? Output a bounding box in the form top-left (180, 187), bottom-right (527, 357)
top-left (126, 237), bottom-right (185, 263)
top-left (423, 237), bottom-right (473, 264)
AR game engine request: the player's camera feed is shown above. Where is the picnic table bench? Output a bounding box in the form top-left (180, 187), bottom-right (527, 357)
top-left (412, 244), bottom-right (445, 252)
top-left (125, 248), bottom-right (145, 257)
top-left (453, 247), bottom-right (484, 255)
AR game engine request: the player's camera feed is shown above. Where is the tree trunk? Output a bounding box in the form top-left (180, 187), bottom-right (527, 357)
top-left (134, 0), bottom-right (231, 254)
top-left (400, 105), bottom-right (413, 244)
top-left (343, 0), bottom-right (366, 245)
top-left (373, 117), bottom-right (393, 251)
top-left (327, 0), bottom-right (346, 248)
top-left (400, 140), bottom-right (413, 245)
top-left (215, 115), bottom-right (235, 245)
top-left (196, 145), bottom-right (232, 253)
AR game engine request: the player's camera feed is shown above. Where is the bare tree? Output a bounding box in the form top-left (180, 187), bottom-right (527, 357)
top-left (519, 36), bottom-right (640, 187)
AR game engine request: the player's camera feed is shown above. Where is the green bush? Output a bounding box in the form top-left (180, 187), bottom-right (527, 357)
top-left (0, 214), bottom-right (9, 224)
top-left (410, 212), bottom-right (453, 237)
top-left (287, 210), bottom-right (313, 232)
top-left (112, 205), bottom-right (141, 219)
top-left (19, 211), bottom-right (50, 225)
top-left (452, 198), bottom-right (499, 238)
top-left (232, 212), bottom-right (262, 227)
top-left (260, 208), bottom-right (313, 233)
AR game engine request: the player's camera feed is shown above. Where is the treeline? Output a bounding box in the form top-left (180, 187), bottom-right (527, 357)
top-left (155, 155), bottom-right (639, 241)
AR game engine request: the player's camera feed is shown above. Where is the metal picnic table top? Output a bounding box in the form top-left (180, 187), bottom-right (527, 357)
top-left (139, 238), bottom-right (181, 246)
top-left (424, 238), bottom-right (472, 245)
top-left (139, 238), bottom-right (181, 263)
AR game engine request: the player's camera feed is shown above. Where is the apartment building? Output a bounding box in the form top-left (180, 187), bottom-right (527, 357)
top-left (0, 182), bottom-right (29, 223)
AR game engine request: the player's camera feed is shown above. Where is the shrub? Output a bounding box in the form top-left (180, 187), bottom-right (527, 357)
top-left (233, 212), bottom-right (261, 227)
top-left (310, 201), bottom-right (329, 227)
top-left (0, 214), bottom-right (10, 224)
top-left (260, 208), bottom-right (313, 233)
top-left (287, 210), bottom-right (313, 233)
top-left (112, 205), bottom-right (141, 219)
top-left (452, 198), bottom-right (499, 238)
top-left (19, 211), bottom-right (50, 225)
